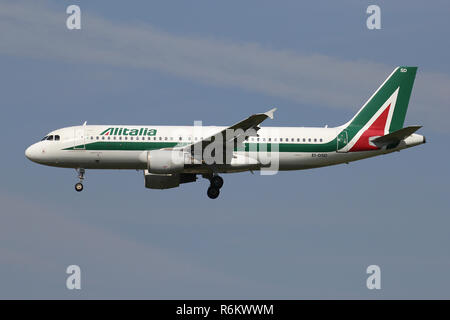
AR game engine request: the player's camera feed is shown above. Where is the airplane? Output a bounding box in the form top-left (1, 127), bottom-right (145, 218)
top-left (25, 66), bottom-right (425, 199)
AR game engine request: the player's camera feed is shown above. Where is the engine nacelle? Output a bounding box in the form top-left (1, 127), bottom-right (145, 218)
top-left (144, 171), bottom-right (196, 189)
top-left (147, 149), bottom-right (185, 174)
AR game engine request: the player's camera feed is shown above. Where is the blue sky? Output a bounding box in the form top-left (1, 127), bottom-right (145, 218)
top-left (0, 0), bottom-right (449, 298)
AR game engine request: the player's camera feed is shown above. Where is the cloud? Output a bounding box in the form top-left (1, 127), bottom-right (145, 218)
top-left (0, 1), bottom-right (448, 132)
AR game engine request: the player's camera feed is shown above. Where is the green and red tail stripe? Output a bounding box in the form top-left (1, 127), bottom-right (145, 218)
top-left (340, 66), bottom-right (417, 152)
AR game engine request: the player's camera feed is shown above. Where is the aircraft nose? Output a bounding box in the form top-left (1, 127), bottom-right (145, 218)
top-left (25, 144), bottom-right (40, 162)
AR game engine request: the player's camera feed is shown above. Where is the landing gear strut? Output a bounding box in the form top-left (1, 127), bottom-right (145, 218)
top-left (206, 175), bottom-right (224, 199)
top-left (75, 168), bottom-right (85, 192)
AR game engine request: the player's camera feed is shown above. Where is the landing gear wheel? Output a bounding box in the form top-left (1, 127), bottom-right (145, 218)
top-left (207, 186), bottom-right (220, 199)
top-left (75, 168), bottom-right (85, 192)
top-left (210, 175), bottom-right (224, 189)
top-left (75, 182), bottom-right (84, 192)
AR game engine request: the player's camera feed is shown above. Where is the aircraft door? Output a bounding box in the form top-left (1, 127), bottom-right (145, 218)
top-left (336, 130), bottom-right (348, 153)
top-left (73, 126), bottom-right (86, 150)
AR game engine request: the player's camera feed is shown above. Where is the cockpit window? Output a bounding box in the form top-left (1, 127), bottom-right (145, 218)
top-left (40, 134), bottom-right (60, 141)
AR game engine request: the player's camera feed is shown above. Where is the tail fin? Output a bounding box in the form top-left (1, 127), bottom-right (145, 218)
top-left (338, 66), bottom-right (418, 152)
top-left (345, 66), bottom-right (417, 134)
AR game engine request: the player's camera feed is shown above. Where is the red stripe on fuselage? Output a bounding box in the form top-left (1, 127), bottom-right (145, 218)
top-left (349, 104), bottom-right (390, 152)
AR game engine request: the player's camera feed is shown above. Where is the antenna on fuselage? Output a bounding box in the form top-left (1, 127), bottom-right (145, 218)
top-left (83, 121), bottom-right (87, 126)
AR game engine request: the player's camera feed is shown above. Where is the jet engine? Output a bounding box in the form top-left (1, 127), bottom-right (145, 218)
top-left (144, 171), bottom-right (196, 189)
top-left (147, 149), bottom-right (185, 174)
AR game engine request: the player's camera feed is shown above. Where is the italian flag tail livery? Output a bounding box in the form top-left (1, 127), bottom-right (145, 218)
top-left (340, 66), bottom-right (417, 152)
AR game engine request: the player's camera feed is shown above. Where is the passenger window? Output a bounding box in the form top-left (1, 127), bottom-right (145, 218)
top-left (303, 138), bottom-right (306, 142)
top-left (130, 137), bottom-right (133, 140)
top-left (320, 138), bottom-right (323, 142)
top-left (314, 138), bottom-right (317, 142)
top-left (308, 138), bottom-right (311, 142)
top-left (291, 138), bottom-right (294, 142)
top-left (280, 138), bottom-right (283, 142)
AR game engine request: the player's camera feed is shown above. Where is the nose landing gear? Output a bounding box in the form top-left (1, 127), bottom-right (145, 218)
top-left (206, 175), bottom-right (224, 199)
top-left (75, 182), bottom-right (83, 192)
top-left (75, 168), bottom-right (85, 192)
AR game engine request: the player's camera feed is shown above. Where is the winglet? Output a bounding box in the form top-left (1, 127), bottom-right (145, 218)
top-left (264, 107), bottom-right (277, 120)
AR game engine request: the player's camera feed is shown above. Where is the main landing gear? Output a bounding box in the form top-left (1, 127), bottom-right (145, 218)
top-left (75, 168), bottom-right (85, 192)
top-left (206, 175), bottom-right (224, 199)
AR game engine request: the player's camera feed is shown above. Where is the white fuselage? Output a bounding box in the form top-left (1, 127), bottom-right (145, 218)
top-left (25, 124), bottom-right (425, 173)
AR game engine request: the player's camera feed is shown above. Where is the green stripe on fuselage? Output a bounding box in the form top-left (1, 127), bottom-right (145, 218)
top-left (65, 141), bottom-right (179, 151)
top-left (65, 140), bottom-right (339, 152)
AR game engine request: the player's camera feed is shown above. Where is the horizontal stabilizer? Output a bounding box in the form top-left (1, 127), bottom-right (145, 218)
top-left (372, 126), bottom-right (422, 147)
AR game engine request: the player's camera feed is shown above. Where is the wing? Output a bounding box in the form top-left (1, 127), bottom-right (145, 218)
top-left (184, 108), bottom-right (277, 162)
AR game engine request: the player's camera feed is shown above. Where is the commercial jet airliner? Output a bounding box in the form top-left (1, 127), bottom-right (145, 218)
top-left (25, 66), bottom-right (425, 198)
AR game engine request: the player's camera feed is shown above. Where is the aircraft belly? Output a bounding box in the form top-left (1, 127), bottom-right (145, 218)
top-left (277, 152), bottom-right (333, 170)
